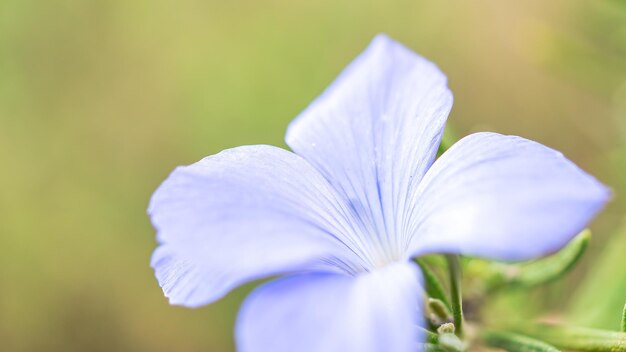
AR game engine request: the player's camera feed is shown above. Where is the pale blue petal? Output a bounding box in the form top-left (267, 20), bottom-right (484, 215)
top-left (236, 262), bottom-right (424, 352)
top-left (286, 34), bottom-right (453, 264)
top-left (408, 132), bottom-right (610, 261)
top-left (149, 145), bottom-right (368, 307)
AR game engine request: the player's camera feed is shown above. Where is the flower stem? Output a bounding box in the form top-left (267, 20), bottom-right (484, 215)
top-left (516, 324), bottom-right (626, 351)
top-left (445, 255), bottom-right (464, 336)
top-left (622, 303), bottom-right (626, 333)
top-left (483, 330), bottom-right (560, 351)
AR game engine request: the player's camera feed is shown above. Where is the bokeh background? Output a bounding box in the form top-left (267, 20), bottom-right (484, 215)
top-left (1, 1), bottom-right (625, 351)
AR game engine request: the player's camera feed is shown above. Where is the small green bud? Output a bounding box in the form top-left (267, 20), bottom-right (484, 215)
top-left (428, 298), bottom-right (452, 325)
top-left (437, 323), bottom-right (455, 335)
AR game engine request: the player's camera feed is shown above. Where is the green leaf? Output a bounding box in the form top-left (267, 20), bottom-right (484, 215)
top-left (622, 303), bottom-right (626, 333)
top-left (486, 230), bottom-right (590, 291)
top-left (483, 331), bottom-right (561, 352)
top-left (418, 326), bottom-right (439, 344)
top-left (416, 258), bottom-right (452, 310)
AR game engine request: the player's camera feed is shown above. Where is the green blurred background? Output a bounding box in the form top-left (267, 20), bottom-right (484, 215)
top-left (1, 1), bottom-right (625, 351)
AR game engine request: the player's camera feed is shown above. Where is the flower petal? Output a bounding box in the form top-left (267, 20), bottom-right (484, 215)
top-left (286, 34), bottom-right (453, 262)
top-left (408, 132), bottom-right (610, 261)
top-left (149, 145), bottom-right (368, 307)
top-left (236, 262), bottom-right (424, 352)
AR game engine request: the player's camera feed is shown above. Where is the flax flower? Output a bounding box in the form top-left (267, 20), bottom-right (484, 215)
top-left (149, 35), bottom-right (609, 352)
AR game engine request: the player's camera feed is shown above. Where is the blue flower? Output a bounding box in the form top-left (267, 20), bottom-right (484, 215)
top-left (148, 34), bottom-right (610, 352)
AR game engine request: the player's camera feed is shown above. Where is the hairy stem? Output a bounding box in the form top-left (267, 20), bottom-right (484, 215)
top-left (483, 330), bottom-right (560, 352)
top-left (516, 324), bottom-right (626, 351)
